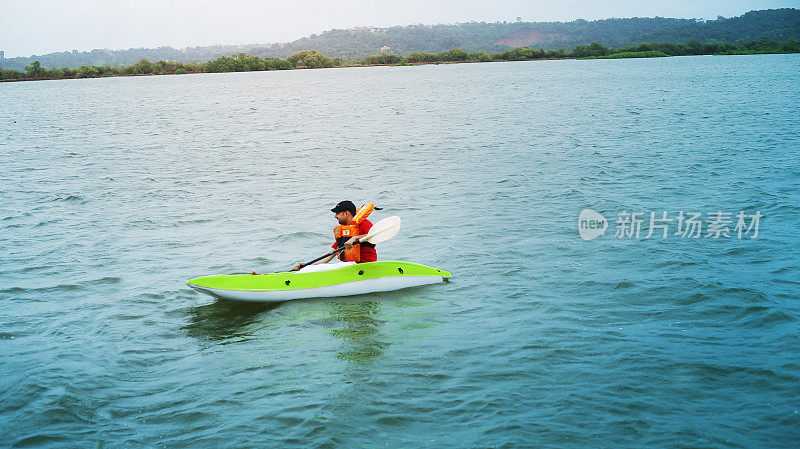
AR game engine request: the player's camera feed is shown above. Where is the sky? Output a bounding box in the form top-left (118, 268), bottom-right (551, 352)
top-left (1, 0), bottom-right (798, 57)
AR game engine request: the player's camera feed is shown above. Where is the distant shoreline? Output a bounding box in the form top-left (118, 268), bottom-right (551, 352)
top-left (2, 38), bottom-right (798, 83)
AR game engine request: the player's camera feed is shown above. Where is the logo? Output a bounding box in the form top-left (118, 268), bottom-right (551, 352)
top-left (576, 209), bottom-right (762, 241)
top-left (578, 209), bottom-right (607, 241)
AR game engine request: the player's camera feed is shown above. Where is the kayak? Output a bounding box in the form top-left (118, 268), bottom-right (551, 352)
top-left (186, 261), bottom-right (451, 302)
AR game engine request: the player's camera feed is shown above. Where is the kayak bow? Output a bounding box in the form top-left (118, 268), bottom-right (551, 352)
top-left (187, 261), bottom-right (451, 302)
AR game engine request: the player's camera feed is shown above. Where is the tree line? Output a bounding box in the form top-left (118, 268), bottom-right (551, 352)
top-left (2, 37), bottom-right (798, 81)
top-left (0, 59), bottom-right (203, 81)
top-left (1, 8), bottom-right (797, 71)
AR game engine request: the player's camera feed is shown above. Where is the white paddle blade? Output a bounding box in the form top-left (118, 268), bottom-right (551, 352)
top-left (361, 216), bottom-right (401, 245)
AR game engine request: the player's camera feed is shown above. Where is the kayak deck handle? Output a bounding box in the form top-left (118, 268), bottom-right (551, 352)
top-left (398, 267), bottom-right (404, 274)
top-left (358, 270), bottom-right (364, 275)
top-left (285, 280), bottom-right (291, 285)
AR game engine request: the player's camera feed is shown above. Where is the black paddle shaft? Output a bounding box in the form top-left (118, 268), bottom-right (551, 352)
top-left (294, 247), bottom-right (346, 271)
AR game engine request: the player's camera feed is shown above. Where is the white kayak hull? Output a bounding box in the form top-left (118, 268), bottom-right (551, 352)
top-left (191, 275), bottom-right (444, 302)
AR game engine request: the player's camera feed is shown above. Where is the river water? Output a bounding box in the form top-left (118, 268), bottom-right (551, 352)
top-left (1, 55), bottom-right (799, 448)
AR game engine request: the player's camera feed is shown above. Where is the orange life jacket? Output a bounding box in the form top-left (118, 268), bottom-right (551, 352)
top-left (334, 223), bottom-right (362, 262)
top-left (333, 203), bottom-right (376, 262)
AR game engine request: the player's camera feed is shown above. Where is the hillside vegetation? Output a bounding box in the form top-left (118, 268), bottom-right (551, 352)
top-left (1, 8), bottom-right (797, 71)
top-left (3, 37), bottom-right (798, 82)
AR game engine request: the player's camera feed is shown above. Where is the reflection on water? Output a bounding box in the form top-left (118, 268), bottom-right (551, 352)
top-left (181, 294), bottom-right (426, 364)
top-left (326, 300), bottom-right (389, 362)
top-left (183, 299), bottom-right (279, 343)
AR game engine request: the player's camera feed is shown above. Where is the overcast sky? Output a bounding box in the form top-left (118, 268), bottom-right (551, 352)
top-left (1, 0), bottom-right (797, 57)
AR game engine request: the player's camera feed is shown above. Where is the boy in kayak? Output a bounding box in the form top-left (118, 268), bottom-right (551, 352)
top-left (291, 201), bottom-right (378, 270)
top-left (251, 201), bottom-right (378, 274)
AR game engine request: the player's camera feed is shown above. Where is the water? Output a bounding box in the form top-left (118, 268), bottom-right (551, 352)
top-left (1, 55), bottom-right (799, 448)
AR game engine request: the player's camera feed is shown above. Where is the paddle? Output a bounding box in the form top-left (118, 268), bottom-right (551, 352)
top-left (293, 215), bottom-right (401, 271)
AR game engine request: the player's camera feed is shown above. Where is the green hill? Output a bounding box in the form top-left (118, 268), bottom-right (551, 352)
top-left (638, 9), bottom-right (800, 43)
top-left (1, 8), bottom-right (798, 70)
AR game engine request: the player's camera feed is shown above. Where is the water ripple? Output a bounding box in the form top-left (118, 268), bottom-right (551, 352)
top-left (1, 55), bottom-right (799, 448)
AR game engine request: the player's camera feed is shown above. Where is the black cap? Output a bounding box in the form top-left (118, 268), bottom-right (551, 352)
top-left (331, 200), bottom-right (357, 214)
